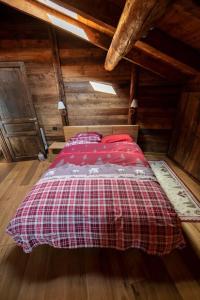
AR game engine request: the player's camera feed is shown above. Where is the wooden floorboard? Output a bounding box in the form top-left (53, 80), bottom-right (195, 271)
top-left (0, 159), bottom-right (200, 300)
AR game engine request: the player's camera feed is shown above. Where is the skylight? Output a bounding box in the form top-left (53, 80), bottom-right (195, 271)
top-left (47, 14), bottom-right (89, 41)
top-left (89, 81), bottom-right (116, 95)
top-left (37, 0), bottom-right (78, 19)
top-left (90, 81), bottom-right (116, 95)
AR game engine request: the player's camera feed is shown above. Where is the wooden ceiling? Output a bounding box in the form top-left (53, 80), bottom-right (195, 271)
top-left (58, 0), bottom-right (200, 51)
top-left (0, 0), bottom-right (200, 82)
top-left (159, 0), bottom-right (200, 50)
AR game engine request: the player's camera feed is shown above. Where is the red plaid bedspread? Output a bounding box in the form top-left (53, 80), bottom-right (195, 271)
top-left (7, 142), bottom-right (185, 255)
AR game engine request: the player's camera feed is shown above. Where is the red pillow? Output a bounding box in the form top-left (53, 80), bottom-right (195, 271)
top-left (101, 134), bottom-right (133, 143)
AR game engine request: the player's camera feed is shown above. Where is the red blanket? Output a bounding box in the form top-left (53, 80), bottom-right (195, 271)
top-left (7, 142), bottom-right (185, 254)
top-left (50, 142), bottom-right (149, 168)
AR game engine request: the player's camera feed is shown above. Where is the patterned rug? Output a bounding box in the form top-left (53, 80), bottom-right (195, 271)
top-left (149, 161), bottom-right (200, 222)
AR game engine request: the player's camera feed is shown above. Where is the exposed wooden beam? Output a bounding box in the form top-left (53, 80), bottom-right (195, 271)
top-left (105, 0), bottom-right (171, 71)
top-left (126, 47), bottom-right (189, 82)
top-left (128, 66), bottom-right (138, 125)
top-left (48, 25), bottom-right (69, 126)
top-left (136, 41), bottom-right (197, 77)
top-left (0, 0), bottom-right (191, 82)
top-left (44, 0), bottom-right (123, 28)
top-left (35, 0), bottom-right (200, 76)
top-left (139, 29), bottom-right (200, 73)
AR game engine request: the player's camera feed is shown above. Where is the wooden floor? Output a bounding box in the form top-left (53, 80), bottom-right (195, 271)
top-left (0, 159), bottom-right (200, 300)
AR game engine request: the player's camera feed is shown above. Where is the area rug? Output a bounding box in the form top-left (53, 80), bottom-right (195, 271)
top-left (149, 160), bottom-right (200, 222)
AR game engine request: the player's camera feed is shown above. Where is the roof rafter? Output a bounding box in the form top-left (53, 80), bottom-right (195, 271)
top-left (140, 29), bottom-right (200, 72)
top-left (35, 0), bottom-right (115, 36)
top-left (104, 0), bottom-right (171, 71)
top-left (36, 0), bottom-right (200, 77)
top-left (0, 0), bottom-right (197, 81)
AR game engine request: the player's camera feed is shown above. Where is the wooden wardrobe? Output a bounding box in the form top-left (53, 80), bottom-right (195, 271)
top-left (168, 81), bottom-right (200, 182)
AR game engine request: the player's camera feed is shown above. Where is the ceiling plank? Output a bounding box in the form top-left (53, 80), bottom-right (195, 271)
top-left (0, 0), bottom-right (111, 50)
top-left (35, 0), bottom-right (115, 36)
top-left (35, 0), bottom-right (200, 75)
top-left (104, 0), bottom-right (171, 71)
top-left (157, 0), bottom-right (200, 50)
top-left (0, 0), bottom-right (191, 81)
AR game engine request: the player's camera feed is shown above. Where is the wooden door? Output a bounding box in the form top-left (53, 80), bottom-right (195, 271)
top-left (0, 62), bottom-right (43, 161)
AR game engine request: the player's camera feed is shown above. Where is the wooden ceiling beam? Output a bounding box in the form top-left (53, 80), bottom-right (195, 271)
top-left (139, 29), bottom-right (200, 73)
top-left (126, 47), bottom-right (188, 82)
top-left (0, 0), bottom-right (192, 81)
top-left (104, 0), bottom-right (171, 71)
top-left (37, 0), bottom-right (199, 76)
top-left (135, 42), bottom-right (197, 77)
top-left (40, 0), bottom-right (124, 28)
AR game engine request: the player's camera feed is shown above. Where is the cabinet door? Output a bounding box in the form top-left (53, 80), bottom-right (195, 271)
top-left (0, 62), bottom-right (43, 161)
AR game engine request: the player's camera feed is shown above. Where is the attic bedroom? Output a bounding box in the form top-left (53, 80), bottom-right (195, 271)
top-left (0, 0), bottom-right (200, 299)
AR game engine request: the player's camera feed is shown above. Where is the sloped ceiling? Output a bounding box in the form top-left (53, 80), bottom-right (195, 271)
top-left (158, 0), bottom-right (200, 51)
top-left (60, 0), bottom-right (200, 50)
top-left (0, 0), bottom-right (200, 82)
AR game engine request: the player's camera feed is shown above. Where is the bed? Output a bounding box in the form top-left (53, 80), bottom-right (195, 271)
top-left (6, 125), bottom-right (185, 255)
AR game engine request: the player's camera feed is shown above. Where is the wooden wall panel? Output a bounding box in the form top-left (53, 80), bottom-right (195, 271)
top-left (168, 77), bottom-right (200, 181)
top-left (137, 69), bottom-right (182, 152)
top-left (26, 63), bottom-right (63, 141)
top-left (57, 31), bottom-right (131, 126)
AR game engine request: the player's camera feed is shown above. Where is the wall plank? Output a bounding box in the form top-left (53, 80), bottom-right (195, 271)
top-left (57, 30), bottom-right (131, 127)
top-left (137, 69), bottom-right (182, 152)
top-left (168, 77), bottom-right (200, 181)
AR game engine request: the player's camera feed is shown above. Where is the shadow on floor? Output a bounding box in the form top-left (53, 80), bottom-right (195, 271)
top-left (2, 244), bottom-right (200, 284)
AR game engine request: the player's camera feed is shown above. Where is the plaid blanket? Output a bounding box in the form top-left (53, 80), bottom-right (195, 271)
top-left (7, 142), bottom-right (185, 255)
